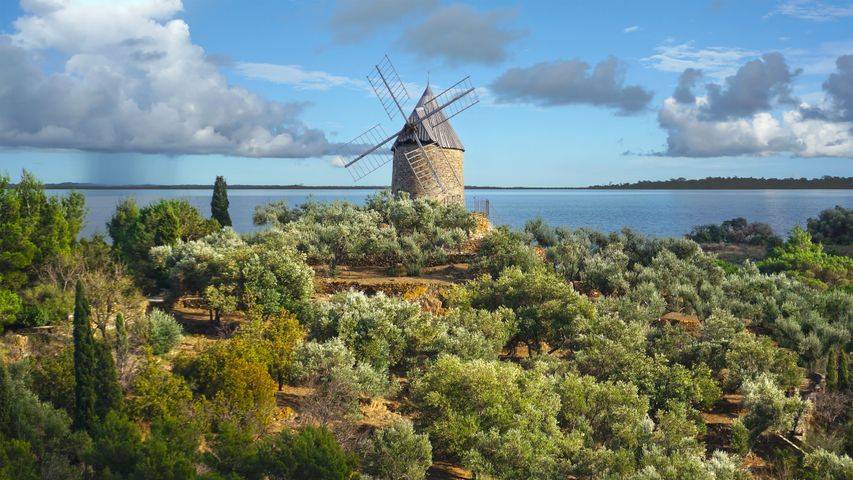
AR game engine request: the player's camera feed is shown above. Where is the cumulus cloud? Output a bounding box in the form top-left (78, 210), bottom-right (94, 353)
top-left (769, 0), bottom-right (853, 21)
top-left (0, 0), bottom-right (331, 158)
top-left (656, 53), bottom-right (853, 158)
top-left (673, 68), bottom-right (702, 104)
top-left (402, 5), bottom-right (521, 65)
top-left (329, 0), bottom-right (437, 43)
top-left (820, 55), bottom-right (853, 121)
top-left (702, 53), bottom-right (800, 119)
top-left (623, 25), bottom-right (639, 33)
top-left (490, 57), bottom-right (654, 115)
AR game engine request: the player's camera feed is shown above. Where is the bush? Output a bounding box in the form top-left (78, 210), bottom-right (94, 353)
top-left (687, 217), bottom-right (782, 246)
top-left (758, 227), bottom-right (853, 290)
top-left (410, 356), bottom-right (565, 478)
top-left (449, 266), bottom-right (595, 354)
top-left (173, 341), bottom-right (277, 432)
top-left (262, 426), bottom-right (358, 480)
top-left (360, 419), bottom-right (432, 480)
top-left (470, 226), bottom-right (541, 278)
top-left (741, 373), bottom-right (809, 440)
top-left (141, 309), bottom-right (183, 355)
top-left (16, 283), bottom-right (72, 328)
top-left (800, 448), bottom-right (853, 479)
top-left (0, 289), bottom-right (22, 332)
top-left (310, 291), bottom-right (422, 373)
top-left (807, 205), bottom-right (853, 245)
top-left (730, 419), bottom-right (750, 455)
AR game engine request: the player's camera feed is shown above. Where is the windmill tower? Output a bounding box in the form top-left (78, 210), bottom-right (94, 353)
top-left (342, 55), bottom-right (478, 206)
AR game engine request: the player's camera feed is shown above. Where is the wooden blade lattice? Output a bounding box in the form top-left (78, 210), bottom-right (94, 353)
top-left (423, 76), bottom-right (479, 128)
top-left (367, 55), bottom-right (409, 121)
top-left (341, 124), bottom-right (395, 181)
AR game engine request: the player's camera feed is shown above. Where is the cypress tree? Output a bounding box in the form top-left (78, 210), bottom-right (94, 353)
top-left (839, 349), bottom-right (849, 391)
top-left (211, 176), bottom-right (232, 227)
top-left (94, 341), bottom-right (123, 419)
top-left (115, 312), bottom-right (128, 375)
top-left (826, 349), bottom-right (838, 392)
top-left (73, 280), bottom-right (97, 431)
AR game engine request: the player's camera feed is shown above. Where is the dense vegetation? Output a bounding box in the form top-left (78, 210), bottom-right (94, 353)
top-left (1, 172), bottom-right (851, 479)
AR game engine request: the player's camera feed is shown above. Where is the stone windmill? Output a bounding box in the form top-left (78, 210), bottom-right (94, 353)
top-left (342, 55), bottom-right (478, 205)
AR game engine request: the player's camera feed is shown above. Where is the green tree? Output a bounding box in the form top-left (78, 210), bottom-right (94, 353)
top-left (72, 280), bottom-right (97, 431)
top-left (108, 198), bottom-right (219, 285)
top-left (0, 289), bottom-right (22, 333)
top-left (260, 426), bottom-right (357, 480)
top-left (827, 349), bottom-right (838, 391)
top-left (126, 362), bottom-right (194, 423)
top-left (94, 341), bottom-right (123, 419)
top-left (742, 374), bottom-right (808, 441)
top-left (449, 266), bottom-right (596, 354)
top-left (29, 345), bottom-right (76, 415)
top-left (0, 171), bottom-right (85, 291)
top-left (212, 176), bottom-right (232, 227)
top-left (839, 349), bottom-right (849, 390)
top-left (0, 438), bottom-right (39, 480)
top-left (410, 356), bottom-right (565, 478)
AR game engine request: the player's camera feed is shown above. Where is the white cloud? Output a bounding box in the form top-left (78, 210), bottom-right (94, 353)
top-left (769, 0), bottom-right (853, 21)
top-left (0, 0), bottom-right (331, 158)
top-left (658, 97), bottom-right (853, 157)
top-left (623, 25), bottom-right (639, 33)
top-left (235, 63), bottom-right (367, 91)
top-left (643, 42), bottom-right (759, 79)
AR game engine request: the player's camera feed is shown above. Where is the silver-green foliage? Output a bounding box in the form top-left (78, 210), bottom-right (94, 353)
top-left (141, 309), bottom-right (183, 355)
top-left (360, 419), bottom-right (432, 480)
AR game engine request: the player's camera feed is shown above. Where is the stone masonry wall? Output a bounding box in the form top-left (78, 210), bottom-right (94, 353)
top-left (392, 143), bottom-right (464, 206)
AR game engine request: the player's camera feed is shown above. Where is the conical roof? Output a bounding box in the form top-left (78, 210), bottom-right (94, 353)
top-left (393, 85), bottom-right (465, 151)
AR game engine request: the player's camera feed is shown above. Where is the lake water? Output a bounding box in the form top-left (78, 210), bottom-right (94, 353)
top-left (50, 188), bottom-right (853, 239)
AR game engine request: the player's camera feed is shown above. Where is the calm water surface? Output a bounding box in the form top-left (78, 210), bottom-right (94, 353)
top-left (50, 189), bottom-right (853, 239)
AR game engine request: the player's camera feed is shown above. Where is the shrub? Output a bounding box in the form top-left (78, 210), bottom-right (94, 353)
top-left (410, 355), bottom-right (565, 478)
top-left (261, 426), bottom-right (357, 480)
top-left (0, 289), bottom-right (22, 332)
top-left (687, 217), bottom-right (782, 246)
top-left (290, 339), bottom-right (389, 422)
top-left (470, 226), bottom-right (541, 278)
top-left (449, 266), bottom-right (596, 354)
top-left (173, 341), bottom-right (277, 432)
top-left (741, 373), bottom-right (809, 440)
top-left (310, 291), bottom-right (421, 373)
top-left (730, 419), bottom-right (750, 455)
top-left (807, 205), bottom-right (853, 245)
top-left (141, 309), bottom-right (183, 355)
top-left (108, 198), bottom-right (219, 287)
top-left (800, 448), bottom-right (853, 479)
top-left (17, 283), bottom-right (72, 327)
top-left (758, 227), bottom-right (853, 290)
top-left (360, 419), bottom-right (432, 480)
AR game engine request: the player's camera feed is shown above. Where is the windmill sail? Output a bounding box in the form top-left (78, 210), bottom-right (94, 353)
top-left (422, 76), bottom-right (478, 128)
top-left (341, 124), bottom-right (396, 181)
top-left (366, 55), bottom-right (409, 121)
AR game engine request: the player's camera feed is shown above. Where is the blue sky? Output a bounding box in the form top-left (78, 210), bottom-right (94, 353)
top-left (0, 0), bottom-right (851, 186)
